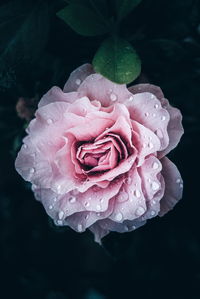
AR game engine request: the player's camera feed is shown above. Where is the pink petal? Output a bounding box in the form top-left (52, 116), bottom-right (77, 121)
top-left (139, 155), bottom-right (163, 200)
top-left (65, 198), bottom-right (115, 233)
top-left (109, 167), bottom-right (146, 222)
top-left (63, 63), bottom-right (95, 92)
top-left (73, 177), bottom-right (123, 213)
top-left (128, 83), bottom-right (184, 157)
top-left (125, 92), bottom-right (170, 152)
top-left (38, 86), bottom-right (78, 108)
top-left (159, 157), bottom-right (183, 216)
top-left (131, 120), bottom-right (161, 166)
top-left (77, 74), bottom-right (132, 107)
top-left (129, 83), bottom-right (164, 101)
top-left (159, 98), bottom-right (184, 157)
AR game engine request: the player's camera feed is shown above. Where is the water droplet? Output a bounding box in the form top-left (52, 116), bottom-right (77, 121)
top-left (147, 178), bottom-right (151, 183)
top-left (118, 191), bottom-right (128, 202)
top-left (75, 79), bottom-right (81, 85)
top-left (110, 93), bottom-right (117, 101)
top-left (144, 112), bottom-right (149, 117)
top-left (180, 183), bottom-right (183, 188)
top-left (135, 206), bottom-right (145, 216)
top-left (161, 115), bottom-right (166, 121)
top-left (58, 211), bottom-right (64, 219)
top-left (152, 162), bottom-right (159, 170)
top-left (143, 143), bottom-right (147, 148)
top-left (100, 198), bottom-right (104, 203)
top-left (57, 220), bottom-right (63, 226)
top-left (77, 224), bottom-right (83, 232)
top-left (84, 202), bottom-right (90, 207)
top-left (154, 104), bottom-right (159, 109)
top-left (148, 142), bottom-right (154, 149)
top-left (150, 94), bottom-right (155, 99)
top-left (53, 197), bottom-right (57, 202)
top-left (150, 210), bottom-right (156, 216)
top-left (69, 196), bottom-right (76, 203)
top-left (30, 168), bottom-right (35, 174)
top-left (47, 118), bottom-right (53, 125)
top-left (23, 144), bottom-right (27, 149)
top-left (97, 213), bottom-right (101, 217)
top-left (56, 185), bottom-right (61, 192)
top-left (176, 178), bottom-right (181, 183)
top-left (156, 129), bottom-right (163, 139)
top-left (128, 95), bottom-right (134, 101)
top-left (124, 226), bottom-right (129, 231)
top-left (152, 113), bottom-right (156, 117)
top-left (49, 205), bottom-right (53, 210)
top-left (151, 181), bottom-right (159, 191)
top-left (134, 189), bottom-right (141, 198)
top-left (96, 204), bottom-right (101, 211)
top-left (152, 200), bottom-right (156, 205)
top-left (85, 215), bottom-right (89, 220)
top-left (132, 225), bottom-right (136, 230)
top-left (115, 212), bottom-right (123, 221)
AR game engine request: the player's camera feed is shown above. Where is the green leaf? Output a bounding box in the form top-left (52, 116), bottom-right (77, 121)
top-left (57, 2), bottom-right (109, 36)
top-left (115, 0), bottom-right (142, 20)
top-left (93, 37), bottom-right (141, 84)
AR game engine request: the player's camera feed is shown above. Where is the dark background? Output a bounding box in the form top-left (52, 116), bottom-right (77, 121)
top-left (0, 0), bottom-right (200, 298)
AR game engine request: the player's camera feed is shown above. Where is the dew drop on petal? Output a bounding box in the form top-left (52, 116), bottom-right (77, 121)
top-left (85, 215), bottom-right (89, 220)
top-left (150, 94), bottom-right (155, 99)
top-left (69, 196), bottom-right (76, 203)
top-left (161, 115), bottom-right (166, 121)
top-left (176, 178), bottom-right (181, 183)
top-left (115, 212), bottom-right (123, 222)
top-left (152, 113), bottom-right (156, 117)
top-left (97, 213), bottom-right (101, 217)
top-left (47, 118), bottom-right (53, 125)
top-left (134, 189), bottom-right (141, 198)
top-left (30, 168), bottom-right (35, 174)
top-left (148, 142), bottom-right (154, 149)
top-left (23, 144), bottom-right (27, 149)
top-left (77, 224), bottom-right (83, 232)
top-left (180, 183), bottom-right (183, 188)
top-left (49, 205), bottom-right (53, 210)
top-left (57, 220), bottom-right (63, 226)
top-left (155, 129), bottom-right (163, 139)
top-left (152, 162), bottom-right (159, 170)
top-left (128, 95), bottom-right (134, 101)
top-left (145, 112), bottom-right (149, 117)
top-left (84, 202), bottom-right (90, 207)
top-left (75, 79), bottom-right (81, 85)
top-left (151, 210), bottom-right (156, 216)
top-left (151, 181), bottom-right (159, 191)
top-left (58, 211), bottom-right (64, 220)
top-left (96, 204), bottom-right (101, 211)
top-left (135, 206), bottom-right (145, 216)
top-left (110, 93), bottom-right (117, 101)
top-left (154, 104), bottom-right (159, 109)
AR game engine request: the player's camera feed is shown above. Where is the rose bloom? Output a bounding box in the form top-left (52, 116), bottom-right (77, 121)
top-left (15, 64), bottom-right (183, 243)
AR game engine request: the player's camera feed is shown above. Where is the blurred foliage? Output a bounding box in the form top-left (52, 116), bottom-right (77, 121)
top-left (0, 0), bottom-right (200, 298)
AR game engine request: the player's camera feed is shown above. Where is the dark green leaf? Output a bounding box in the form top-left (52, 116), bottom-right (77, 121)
top-left (57, 2), bottom-right (109, 36)
top-left (93, 37), bottom-right (141, 84)
top-left (115, 0), bottom-right (142, 20)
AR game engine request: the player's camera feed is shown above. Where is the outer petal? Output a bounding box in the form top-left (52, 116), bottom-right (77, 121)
top-left (38, 86), bottom-right (78, 108)
top-left (159, 157), bottom-right (183, 216)
top-left (63, 63), bottom-right (95, 92)
top-left (159, 98), bottom-right (184, 157)
top-left (77, 74), bottom-right (132, 107)
top-left (109, 167), bottom-right (147, 222)
top-left (129, 83), bottom-right (184, 157)
top-left (131, 120), bottom-right (161, 166)
top-left (125, 92), bottom-right (170, 151)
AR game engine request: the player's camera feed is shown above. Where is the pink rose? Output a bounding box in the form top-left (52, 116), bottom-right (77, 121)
top-left (15, 64), bottom-right (184, 243)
